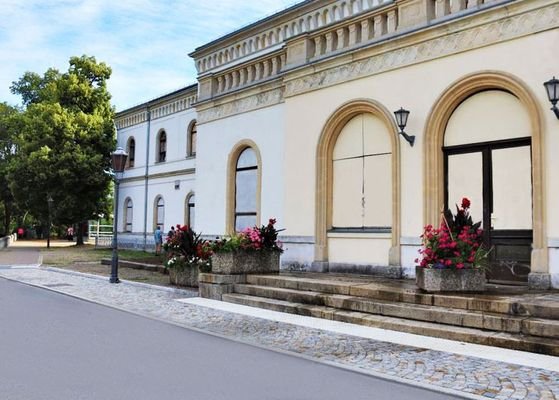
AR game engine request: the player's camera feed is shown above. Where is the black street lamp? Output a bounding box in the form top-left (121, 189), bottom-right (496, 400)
top-left (47, 194), bottom-right (53, 249)
top-left (394, 107), bottom-right (415, 147)
top-left (543, 77), bottom-right (559, 119)
top-left (110, 147), bottom-right (128, 284)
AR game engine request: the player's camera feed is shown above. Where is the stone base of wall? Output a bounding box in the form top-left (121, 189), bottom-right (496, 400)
top-left (309, 261), bottom-right (403, 278)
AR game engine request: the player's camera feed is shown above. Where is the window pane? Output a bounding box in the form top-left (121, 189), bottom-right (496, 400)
top-left (191, 131), bottom-right (197, 155)
top-left (235, 169), bottom-right (257, 213)
top-left (235, 215), bottom-right (256, 231)
top-left (237, 148), bottom-right (257, 168)
top-left (188, 205), bottom-right (195, 230)
top-left (333, 115), bottom-right (363, 160)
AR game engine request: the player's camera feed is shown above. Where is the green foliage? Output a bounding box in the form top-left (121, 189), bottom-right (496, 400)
top-left (0, 102), bottom-right (20, 234)
top-left (8, 55), bottom-right (116, 241)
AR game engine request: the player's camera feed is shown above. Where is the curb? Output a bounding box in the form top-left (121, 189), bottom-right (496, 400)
top-left (0, 271), bottom-right (481, 400)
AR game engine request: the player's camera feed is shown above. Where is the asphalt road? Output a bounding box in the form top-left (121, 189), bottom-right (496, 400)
top-left (0, 278), bottom-right (459, 400)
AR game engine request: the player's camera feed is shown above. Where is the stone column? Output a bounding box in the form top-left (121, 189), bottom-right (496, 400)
top-left (450, 0), bottom-right (466, 13)
top-left (435, 0), bottom-right (450, 18)
top-left (373, 15), bottom-right (386, 38)
top-left (325, 32), bottom-right (335, 53)
top-left (247, 66), bottom-right (254, 84)
top-left (361, 19), bottom-right (372, 41)
top-left (387, 10), bottom-right (397, 33)
top-left (217, 76), bottom-right (224, 93)
top-left (262, 60), bottom-right (270, 78)
top-left (348, 23), bottom-right (359, 46)
top-left (271, 57), bottom-right (279, 75)
top-left (224, 74), bottom-right (231, 91)
top-left (336, 28), bottom-right (346, 51)
top-left (314, 36), bottom-right (325, 56)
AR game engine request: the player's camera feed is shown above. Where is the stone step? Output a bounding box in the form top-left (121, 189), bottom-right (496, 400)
top-left (246, 274), bottom-right (559, 319)
top-left (221, 293), bottom-right (559, 356)
top-left (234, 284), bottom-right (559, 339)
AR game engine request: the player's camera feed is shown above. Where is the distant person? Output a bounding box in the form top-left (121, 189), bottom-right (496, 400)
top-left (17, 227), bottom-right (24, 240)
top-left (167, 226), bottom-right (175, 239)
top-left (67, 226), bottom-right (74, 241)
top-left (154, 226), bottom-right (163, 255)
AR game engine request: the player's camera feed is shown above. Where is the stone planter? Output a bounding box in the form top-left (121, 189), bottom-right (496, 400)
top-left (211, 250), bottom-right (280, 275)
top-left (169, 266), bottom-right (199, 288)
top-left (416, 266), bottom-right (486, 292)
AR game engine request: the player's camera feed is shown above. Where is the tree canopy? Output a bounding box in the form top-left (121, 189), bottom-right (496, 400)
top-left (8, 55), bottom-right (115, 243)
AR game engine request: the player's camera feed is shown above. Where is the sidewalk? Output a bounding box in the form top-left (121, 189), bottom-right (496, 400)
top-left (0, 245), bottom-right (41, 267)
top-left (0, 266), bottom-right (557, 399)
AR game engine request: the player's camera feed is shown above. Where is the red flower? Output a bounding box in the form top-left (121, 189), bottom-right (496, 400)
top-left (461, 197), bottom-right (471, 209)
top-left (268, 218), bottom-right (277, 226)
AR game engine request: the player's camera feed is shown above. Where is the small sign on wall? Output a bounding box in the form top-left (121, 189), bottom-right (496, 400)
top-left (174, 180), bottom-right (180, 190)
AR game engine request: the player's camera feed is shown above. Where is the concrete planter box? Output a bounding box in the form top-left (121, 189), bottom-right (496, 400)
top-left (211, 251), bottom-right (280, 275)
top-left (416, 266), bottom-right (486, 292)
top-left (169, 266), bottom-right (199, 288)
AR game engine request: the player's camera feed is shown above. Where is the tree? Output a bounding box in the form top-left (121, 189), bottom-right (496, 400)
top-left (0, 102), bottom-right (19, 235)
top-left (9, 55), bottom-right (116, 244)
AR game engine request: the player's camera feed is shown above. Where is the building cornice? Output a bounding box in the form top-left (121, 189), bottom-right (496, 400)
top-left (283, 0), bottom-right (558, 97)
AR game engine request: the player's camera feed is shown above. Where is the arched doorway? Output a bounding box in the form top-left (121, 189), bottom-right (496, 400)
top-left (424, 72), bottom-right (547, 284)
top-left (315, 99), bottom-right (401, 271)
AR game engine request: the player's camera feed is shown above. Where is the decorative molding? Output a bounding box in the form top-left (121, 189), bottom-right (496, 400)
top-left (198, 87), bottom-right (284, 124)
top-left (121, 168), bottom-right (195, 183)
top-left (284, 1), bottom-right (559, 97)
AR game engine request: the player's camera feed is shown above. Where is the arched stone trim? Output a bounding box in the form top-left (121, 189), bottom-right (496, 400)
top-left (424, 71), bottom-right (547, 274)
top-left (226, 139), bottom-right (262, 234)
top-left (315, 99), bottom-right (402, 266)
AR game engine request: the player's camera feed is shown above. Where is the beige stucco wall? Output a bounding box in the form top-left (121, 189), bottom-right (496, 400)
top-left (283, 28), bottom-right (559, 268)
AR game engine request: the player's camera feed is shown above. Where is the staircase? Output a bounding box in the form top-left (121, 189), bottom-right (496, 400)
top-left (220, 273), bottom-right (559, 355)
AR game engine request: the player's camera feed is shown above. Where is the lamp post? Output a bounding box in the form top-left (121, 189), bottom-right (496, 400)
top-left (110, 147), bottom-right (128, 284)
top-left (543, 77), bottom-right (559, 119)
top-left (47, 194), bottom-right (53, 249)
top-left (394, 107), bottom-right (415, 147)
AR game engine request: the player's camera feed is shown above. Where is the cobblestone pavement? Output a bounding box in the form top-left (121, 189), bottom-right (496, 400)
top-left (0, 267), bottom-right (557, 400)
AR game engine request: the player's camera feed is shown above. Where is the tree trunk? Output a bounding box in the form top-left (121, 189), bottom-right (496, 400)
top-left (3, 201), bottom-right (11, 236)
top-left (76, 222), bottom-right (85, 245)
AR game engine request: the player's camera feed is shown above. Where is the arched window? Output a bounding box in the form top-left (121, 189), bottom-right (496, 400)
top-left (157, 131), bottom-right (167, 162)
top-left (186, 193), bottom-right (195, 229)
top-left (127, 137), bottom-right (135, 168)
top-left (124, 198), bottom-right (133, 232)
top-left (234, 147), bottom-right (258, 231)
top-left (332, 113), bottom-right (392, 230)
top-left (188, 121), bottom-right (197, 157)
top-left (154, 196), bottom-right (165, 231)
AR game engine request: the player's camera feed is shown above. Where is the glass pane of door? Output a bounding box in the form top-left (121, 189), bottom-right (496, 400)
top-left (447, 152), bottom-right (484, 225)
top-left (491, 146), bottom-right (532, 230)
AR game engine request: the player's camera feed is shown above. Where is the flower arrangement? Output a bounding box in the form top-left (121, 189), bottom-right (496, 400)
top-left (163, 224), bottom-right (212, 272)
top-left (211, 218), bottom-right (284, 253)
top-left (416, 198), bottom-right (490, 269)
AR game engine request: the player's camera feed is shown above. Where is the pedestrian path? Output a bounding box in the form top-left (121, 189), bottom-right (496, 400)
top-left (0, 246), bottom-right (41, 267)
top-left (0, 266), bottom-right (557, 400)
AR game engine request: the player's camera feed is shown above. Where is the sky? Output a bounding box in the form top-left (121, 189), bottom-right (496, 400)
top-left (0, 0), bottom-right (298, 111)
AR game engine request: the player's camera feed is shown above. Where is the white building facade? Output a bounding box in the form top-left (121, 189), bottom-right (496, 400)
top-left (116, 0), bottom-right (559, 289)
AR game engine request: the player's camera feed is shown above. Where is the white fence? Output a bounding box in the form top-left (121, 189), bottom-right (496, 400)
top-left (88, 222), bottom-right (113, 248)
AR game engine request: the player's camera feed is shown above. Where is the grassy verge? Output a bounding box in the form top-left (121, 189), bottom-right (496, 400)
top-left (39, 245), bottom-right (184, 289)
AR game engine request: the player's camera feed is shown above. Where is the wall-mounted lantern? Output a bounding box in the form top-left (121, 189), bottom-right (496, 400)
top-left (543, 77), bottom-right (559, 119)
top-left (394, 107), bottom-right (415, 147)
